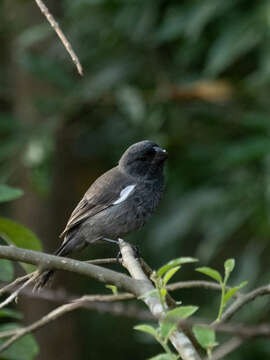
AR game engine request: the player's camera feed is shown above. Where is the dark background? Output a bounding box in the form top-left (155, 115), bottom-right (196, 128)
top-left (1, 0), bottom-right (270, 359)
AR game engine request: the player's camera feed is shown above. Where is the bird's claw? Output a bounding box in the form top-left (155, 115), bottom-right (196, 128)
top-left (116, 244), bottom-right (140, 263)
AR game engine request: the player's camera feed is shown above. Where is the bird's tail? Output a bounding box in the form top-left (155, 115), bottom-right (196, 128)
top-left (34, 240), bottom-right (71, 291)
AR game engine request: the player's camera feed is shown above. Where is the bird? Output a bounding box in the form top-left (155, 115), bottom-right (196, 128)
top-left (35, 140), bottom-right (168, 289)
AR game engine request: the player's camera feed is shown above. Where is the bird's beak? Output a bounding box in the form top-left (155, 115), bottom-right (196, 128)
top-left (153, 146), bottom-right (168, 160)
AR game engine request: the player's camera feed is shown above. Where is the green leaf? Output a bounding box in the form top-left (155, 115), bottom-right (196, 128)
top-left (0, 323), bottom-right (39, 360)
top-left (0, 218), bottom-right (42, 273)
top-left (158, 257), bottom-right (198, 277)
top-left (196, 267), bottom-right (222, 283)
top-left (163, 266), bottom-right (180, 285)
top-left (134, 324), bottom-right (158, 338)
top-left (164, 306), bottom-right (198, 322)
top-left (193, 325), bottom-right (217, 350)
top-left (105, 284), bottom-right (118, 295)
top-left (0, 259), bottom-right (14, 281)
top-left (148, 354), bottom-right (175, 360)
top-left (239, 280), bottom-right (248, 288)
top-left (223, 287), bottom-right (239, 304)
top-left (0, 185), bottom-right (23, 203)
top-left (224, 258), bottom-right (235, 279)
top-left (160, 287), bottom-right (167, 300)
top-left (223, 281), bottom-right (248, 304)
top-left (160, 321), bottom-right (177, 340)
top-left (0, 309), bottom-right (23, 320)
top-left (138, 289), bottom-right (159, 300)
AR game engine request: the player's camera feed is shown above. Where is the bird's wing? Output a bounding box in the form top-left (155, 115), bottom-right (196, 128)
top-left (59, 167), bottom-right (135, 238)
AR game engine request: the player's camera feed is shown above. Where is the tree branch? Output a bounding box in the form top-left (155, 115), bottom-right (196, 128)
top-left (7, 281), bottom-right (270, 339)
top-left (168, 281), bottom-right (223, 292)
top-left (0, 244), bottom-right (201, 359)
top-left (0, 245), bottom-right (142, 295)
top-left (2, 244), bottom-right (269, 359)
top-left (0, 293), bottom-right (132, 352)
top-left (0, 273), bottom-right (33, 296)
top-left (205, 337), bottom-right (244, 360)
top-left (119, 239), bottom-right (201, 360)
top-left (0, 273), bottom-right (38, 309)
top-left (220, 284), bottom-right (270, 323)
top-left (34, 0), bottom-right (83, 75)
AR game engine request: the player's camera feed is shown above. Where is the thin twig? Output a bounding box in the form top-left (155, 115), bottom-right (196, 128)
top-left (0, 273), bottom-right (33, 296)
top-left (75, 293), bottom-right (134, 302)
top-left (214, 322), bottom-right (270, 337)
top-left (207, 337), bottom-right (245, 360)
top-left (34, 0), bottom-right (83, 75)
top-left (179, 318), bottom-right (270, 337)
top-left (5, 280), bottom-right (270, 338)
top-left (85, 258), bottom-right (118, 265)
top-left (221, 284), bottom-right (270, 323)
top-left (0, 293), bottom-right (129, 353)
top-left (21, 285), bottom-right (152, 320)
top-left (168, 281), bottom-right (223, 292)
top-left (0, 273), bottom-right (38, 309)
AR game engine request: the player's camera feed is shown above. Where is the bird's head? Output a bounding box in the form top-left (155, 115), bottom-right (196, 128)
top-left (119, 140), bottom-right (168, 179)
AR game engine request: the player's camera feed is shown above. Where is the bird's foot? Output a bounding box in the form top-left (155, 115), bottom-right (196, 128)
top-left (131, 244), bottom-right (141, 259)
top-left (116, 250), bottom-right (122, 263)
top-left (116, 244), bottom-right (141, 263)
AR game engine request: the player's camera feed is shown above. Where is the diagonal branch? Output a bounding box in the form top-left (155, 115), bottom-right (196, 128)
top-left (0, 293), bottom-right (131, 352)
top-left (119, 239), bottom-right (202, 360)
top-left (0, 273), bottom-right (33, 296)
top-left (0, 243), bottom-right (202, 360)
top-left (34, 0), bottom-right (83, 75)
top-left (220, 284), bottom-right (270, 323)
top-left (205, 337), bottom-right (245, 360)
top-left (0, 273), bottom-right (38, 309)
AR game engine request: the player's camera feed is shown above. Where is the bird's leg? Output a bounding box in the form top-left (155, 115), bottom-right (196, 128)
top-left (116, 250), bottom-right (122, 263)
top-left (102, 237), bottom-right (122, 262)
top-left (116, 239), bottom-right (141, 262)
top-left (102, 237), bottom-right (119, 245)
top-left (102, 238), bottom-right (140, 261)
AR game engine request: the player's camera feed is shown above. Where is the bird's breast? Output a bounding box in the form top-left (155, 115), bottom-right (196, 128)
top-left (123, 179), bottom-right (164, 231)
top-left (83, 179), bottom-right (164, 241)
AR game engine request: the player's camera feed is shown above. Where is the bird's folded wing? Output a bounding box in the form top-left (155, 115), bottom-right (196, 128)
top-left (59, 167), bottom-right (134, 238)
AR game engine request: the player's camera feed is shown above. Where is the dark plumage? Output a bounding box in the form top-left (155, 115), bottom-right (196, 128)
top-left (35, 140), bottom-right (168, 289)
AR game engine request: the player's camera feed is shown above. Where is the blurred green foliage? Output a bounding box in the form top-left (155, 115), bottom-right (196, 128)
top-left (1, 0), bottom-right (270, 359)
top-left (0, 323), bottom-right (39, 360)
top-left (0, 190), bottom-right (42, 359)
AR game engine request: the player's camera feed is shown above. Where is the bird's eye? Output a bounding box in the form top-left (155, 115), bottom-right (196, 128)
top-left (147, 147), bottom-right (156, 156)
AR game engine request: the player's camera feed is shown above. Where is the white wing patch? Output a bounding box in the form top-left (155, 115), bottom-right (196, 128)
top-left (113, 184), bottom-right (136, 205)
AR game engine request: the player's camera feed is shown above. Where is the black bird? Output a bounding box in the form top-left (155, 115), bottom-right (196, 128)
top-left (35, 140), bottom-right (168, 289)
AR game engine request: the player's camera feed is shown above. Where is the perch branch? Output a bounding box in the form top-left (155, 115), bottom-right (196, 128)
top-left (0, 245), bottom-right (141, 294)
top-left (0, 243), bottom-right (201, 360)
top-left (2, 245), bottom-right (270, 359)
top-left (119, 239), bottom-right (201, 360)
